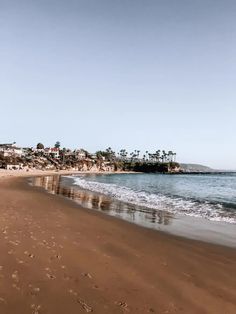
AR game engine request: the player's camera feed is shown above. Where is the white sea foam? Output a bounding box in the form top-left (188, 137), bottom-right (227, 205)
top-left (70, 176), bottom-right (236, 224)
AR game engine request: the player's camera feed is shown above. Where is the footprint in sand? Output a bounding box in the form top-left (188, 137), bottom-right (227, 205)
top-left (93, 284), bottom-right (100, 290)
top-left (46, 273), bottom-right (56, 280)
top-left (30, 287), bottom-right (40, 297)
top-left (63, 273), bottom-right (71, 281)
top-left (77, 299), bottom-right (93, 312)
top-left (116, 301), bottom-right (129, 312)
top-left (12, 283), bottom-right (20, 291)
top-left (0, 297), bottom-right (6, 304)
top-left (68, 289), bottom-right (78, 296)
top-left (12, 271), bottom-right (19, 282)
top-left (33, 287), bottom-right (40, 292)
top-left (49, 254), bottom-right (62, 261)
top-left (9, 240), bottom-right (20, 246)
top-left (31, 304), bottom-right (41, 314)
top-left (16, 258), bottom-right (25, 265)
top-left (82, 272), bottom-right (92, 279)
top-left (148, 308), bottom-right (155, 312)
top-left (24, 251), bottom-right (35, 258)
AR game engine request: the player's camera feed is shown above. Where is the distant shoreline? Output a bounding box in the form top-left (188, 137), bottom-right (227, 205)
top-left (0, 169), bottom-right (137, 180)
top-left (170, 171), bottom-right (236, 175)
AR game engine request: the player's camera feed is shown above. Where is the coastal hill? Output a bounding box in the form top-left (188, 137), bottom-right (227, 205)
top-left (0, 143), bottom-right (180, 173)
top-left (1, 143), bottom-right (219, 174)
top-left (180, 163), bottom-right (214, 172)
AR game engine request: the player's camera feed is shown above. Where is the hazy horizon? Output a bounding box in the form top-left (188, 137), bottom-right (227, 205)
top-left (1, 0), bottom-right (235, 169)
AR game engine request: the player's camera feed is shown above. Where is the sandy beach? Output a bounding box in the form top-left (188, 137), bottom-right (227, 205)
top-left (0, 172), bottom-right (236, 313)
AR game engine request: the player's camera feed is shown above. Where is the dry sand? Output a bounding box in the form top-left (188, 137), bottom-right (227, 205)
top-left (0, 172), bottom-right (236, 313)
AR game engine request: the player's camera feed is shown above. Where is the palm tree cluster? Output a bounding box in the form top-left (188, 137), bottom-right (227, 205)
top-left (117, 149), bottom-right (176, 163)
top-left (35, 143), bottom-right (177, 166)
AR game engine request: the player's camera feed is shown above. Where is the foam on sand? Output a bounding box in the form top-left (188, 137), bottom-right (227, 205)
top-left (71, 176), bottom-right (236, 224)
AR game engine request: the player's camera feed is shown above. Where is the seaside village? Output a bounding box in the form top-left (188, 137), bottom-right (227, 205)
top-left (0, 142), bottom-right (180, 173)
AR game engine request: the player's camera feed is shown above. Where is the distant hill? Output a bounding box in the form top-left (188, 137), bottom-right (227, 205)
top-left (180, 163), bottom-right (214, 172)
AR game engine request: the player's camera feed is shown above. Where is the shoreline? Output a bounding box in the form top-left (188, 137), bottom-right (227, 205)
top-left (1, 170), bottom-right (236, 247)
top-left (0, 169), bottom-right (137, 180)
top-left (0, 175), bottom-right (236, 313)
top-left (32, 173), bottom-right (236, 249)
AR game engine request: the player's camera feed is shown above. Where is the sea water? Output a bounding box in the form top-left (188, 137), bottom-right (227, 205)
top-left (70, 173), bottom-right (236, 224)
top-left (32, 173), bottom-right (236, 247)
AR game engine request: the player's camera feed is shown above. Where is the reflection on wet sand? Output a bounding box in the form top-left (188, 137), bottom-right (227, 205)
top-left (32, 175), bottom-right (174, 228)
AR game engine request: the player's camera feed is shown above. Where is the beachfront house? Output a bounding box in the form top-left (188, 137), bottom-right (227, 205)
top-left (6, 164), bottom-right (24, 170)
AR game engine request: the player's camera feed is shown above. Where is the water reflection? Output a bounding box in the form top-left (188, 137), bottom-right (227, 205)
top-left (31, 175), bottom-right (174, 228)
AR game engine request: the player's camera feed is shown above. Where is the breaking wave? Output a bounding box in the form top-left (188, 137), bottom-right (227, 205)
top-left (71, 176), bottom-right (236, 224)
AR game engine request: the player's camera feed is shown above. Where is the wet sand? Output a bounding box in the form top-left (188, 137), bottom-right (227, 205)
top-left (0, 177), bottom-right (236, 313)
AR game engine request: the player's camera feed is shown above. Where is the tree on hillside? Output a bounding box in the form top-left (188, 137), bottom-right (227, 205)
top-left (54, 141), bottom-right (61, 149)
top-left (96, 148), bottom-right (115, 161)
top-left (36, 143), bottom-right (44, 149)
top-left (119, 149), bottom-right (128, 160)
top-left (105, 147), bottom-right (116, 161)
top-left (96, 151), bottom-right (106, 159)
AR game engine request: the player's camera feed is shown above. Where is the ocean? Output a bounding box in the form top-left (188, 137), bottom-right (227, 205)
top-left (32, 172), bottom-right (236, 247)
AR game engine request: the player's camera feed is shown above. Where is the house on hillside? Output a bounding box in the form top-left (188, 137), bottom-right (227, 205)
top-left (0, 143), bottom-right (23, 157)
top-left (75, 149), bottom-right (87, 160)
top-left (89, 154), bottom-right (98, 160)
top-left (44, 148), bottom-right (60, 158)
top-left (63, 149), bottom-right (73, 157)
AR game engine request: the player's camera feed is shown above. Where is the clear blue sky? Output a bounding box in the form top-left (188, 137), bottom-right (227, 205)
top-left (0, 0), bottom-right (235, 169)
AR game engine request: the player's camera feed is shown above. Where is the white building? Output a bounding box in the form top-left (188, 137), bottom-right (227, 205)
top-left (6, 164), bottom-right (24, 170)
top-left (0, 143), bottom-right (23, 157)
top-left (44, 147), bottom-right (60, 158)
top-left (75, 149), bottom-right (87, 160)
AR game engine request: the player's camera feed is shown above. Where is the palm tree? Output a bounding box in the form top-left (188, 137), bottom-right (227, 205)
top-left (130, 152), bottom-right (136, 162)
top-left (106, 147), bottom-right (116, 161)
top-left (156, 150), bottom-right (161, 162)
top-left (55, 141), bottom-right (61, 149)
top-left (119, 149), bottom-right (128, 160)
top-left (167, 151), bottom-right (173, 162)
top-left (161, 150), bottom-right (165, 163)
top-left (173, 152), bottom-right (177, 162)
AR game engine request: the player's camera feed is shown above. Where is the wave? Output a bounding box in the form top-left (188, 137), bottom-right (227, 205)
top-left (69, 176), bottom-right (236, 224)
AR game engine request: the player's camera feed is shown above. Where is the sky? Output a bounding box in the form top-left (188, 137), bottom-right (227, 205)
top-left (0, 0), bottom-right (236, 169)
